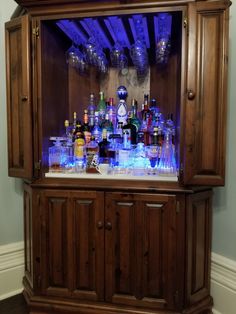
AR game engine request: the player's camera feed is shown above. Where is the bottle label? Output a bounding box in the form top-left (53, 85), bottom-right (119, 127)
top-left (74, 138), bottom-right (85, 158)
top-left (123, 129), bottom-right (131, 149)
top-left (118, 149), bottom-right (130, 163)
top-left (117, 100), bottom-right (127, 124)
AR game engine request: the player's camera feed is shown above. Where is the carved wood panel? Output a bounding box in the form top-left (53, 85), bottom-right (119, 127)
top-left (40, 189), bottom-right (104, 300)
top-left (105, 192), bottom-right (178, 310)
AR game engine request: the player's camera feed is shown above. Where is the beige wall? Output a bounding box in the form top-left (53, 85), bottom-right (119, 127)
top-left (0, 1), bottom-right (23, 245)
top-left (212, 1), bottom-right (236, 261)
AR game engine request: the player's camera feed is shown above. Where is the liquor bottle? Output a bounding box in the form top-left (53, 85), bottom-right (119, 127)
top-left (82, 109), bottom-right (91, 144)
top-left (106, 97), bottom-right (116, 130)
top-left (87, 93), bottom-right (96, 127)
top-left (156, 125), bottom-right (164, 160)
top-left (130, 99), bottom-right (141, 131)
top-left (165, 113), bottom-right (175, 147)
top-left (116, 86), bottom-right (128, 126)
top-left (123, 116), bottom-right (137, 145)
top-left (158, 129), bottom-right (176, 176)
top-left (101, 113), bottom-right (114, 139)
top-left (72, 111), bottom-right (77, 134)
top-left (49, 137), bottom-right (68, 172)
top-left (116, 122), bottom-right (123, 138)
top-left (149, 98), bottom-right (159, 120)
top-left (64, 120), bottom-right (70, 138)
top-left (147, 127), bottom-right (159, 169)
top-left (98, 129), bottom-right (111, 163)
top-left (73, 122), bottom-right (83, 142)
top-left (97, 91), bottom-right (106, 123)
top-left (141, 94), bottom-right (152, 130)
top-left (64, 120), bottom-right (73, 156)
top-left (74, 129), bottom-right (85, 160)
top-left (86, 135), bottom-right (99, 173)
top-left (92, 111), bottom-right (102, 143)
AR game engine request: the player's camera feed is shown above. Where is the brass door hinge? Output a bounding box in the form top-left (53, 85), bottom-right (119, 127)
top-left (34, 161), bottom-right (41, 170)
top-left (32, 26), bottom-right (39, 38)
top-left (183, 16), bottom-right (189, 36)
top-left (183, 16), bottom-right (188, 29)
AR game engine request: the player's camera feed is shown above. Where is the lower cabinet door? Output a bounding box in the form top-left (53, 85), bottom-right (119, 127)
top-left (105, 192), bottom-right (179, 310)
top-left (40, 189), bottom-right (104, 301)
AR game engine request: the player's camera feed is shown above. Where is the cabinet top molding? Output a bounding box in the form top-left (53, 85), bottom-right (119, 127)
top-left (14, 0), bottom-right (231, 9)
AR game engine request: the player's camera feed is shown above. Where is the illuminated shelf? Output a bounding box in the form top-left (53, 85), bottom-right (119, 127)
top-left (45, 172), bottom-right (178, 181)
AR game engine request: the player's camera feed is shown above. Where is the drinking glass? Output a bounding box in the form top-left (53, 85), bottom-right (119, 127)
top-left (66, 44), bottom-right (88, 75)
top-left (110, 43), bottom-right (128, 74)
top-left (156, 37), bottom-right (171, 64)
top-left (130, 40), bottom-right (148, 78)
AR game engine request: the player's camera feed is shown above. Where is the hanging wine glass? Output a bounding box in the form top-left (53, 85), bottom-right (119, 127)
top-left (66, 42), bottom-right (88, 75)
top-left (130, 39), bottom-right (148, 79)
top-left (66, 43), bottom-right (80, 67)
top-left (155, 13), bottom-right (172, 65)
top-left (110, 43), bottom-right (128, 74)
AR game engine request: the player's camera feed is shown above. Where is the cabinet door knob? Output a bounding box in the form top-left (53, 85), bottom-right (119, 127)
top-left (21, 95), bottom-right (28, 101)
top-left (105, 221), bottom-right (112, 230)
top-left (187, 90), bottom-right (195, 100)
top-left (96, 221), bottom-right (104, 229)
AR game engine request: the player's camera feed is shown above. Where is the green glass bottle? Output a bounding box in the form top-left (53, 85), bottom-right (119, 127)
top-left (130, 99), bottom-right (141, 132)
top-left (97, 91), bottom-right (106, 124)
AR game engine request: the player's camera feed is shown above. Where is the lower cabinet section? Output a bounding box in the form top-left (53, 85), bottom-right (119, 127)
top-left (23, 184), bottom-right (213, 314)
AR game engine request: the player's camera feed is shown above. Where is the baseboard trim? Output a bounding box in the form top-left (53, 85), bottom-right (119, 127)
top-left (0, 241), bottom-right (24, 300)
top-left (0, 243), bottom-right (235, 314)
top-left (211, 252), bottom-right (236, 314)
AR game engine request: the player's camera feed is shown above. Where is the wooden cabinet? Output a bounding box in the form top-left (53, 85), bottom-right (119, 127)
top-left (5, 0), bottom-right (230, 313)
top-left (24, 184), bottom-right (212, 313)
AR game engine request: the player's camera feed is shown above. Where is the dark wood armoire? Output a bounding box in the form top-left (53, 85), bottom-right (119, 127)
top-left (5, 0), bottom-right (230, 313)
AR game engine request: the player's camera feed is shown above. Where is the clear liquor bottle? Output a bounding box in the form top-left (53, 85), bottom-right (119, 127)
top-left (87, 93), bottom-right (96, 127)
top-left (116, 86), bottom-right (128, 126)
top-left (106, 97), bottom-right (116, 131)
top-left (92, 111), bottom-right (102, 143)
top-left (149, 98), bottom-right (159, 120)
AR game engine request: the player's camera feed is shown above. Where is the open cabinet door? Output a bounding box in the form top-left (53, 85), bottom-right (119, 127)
top-left (183, 0), bottom-right (230, 186)
top-left (5, 15), bottom-right (33, 179)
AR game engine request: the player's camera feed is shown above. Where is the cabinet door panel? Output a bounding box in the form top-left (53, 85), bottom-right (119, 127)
top-left (186, 190), bottom-right (212, 306)
top-left (5, 15), bottom-right (33, 179)
top-left (105, 193), bottom-right (178, 310)
top-left (71, 191), bottom-right (104, 301)
top-left (24, 184), bottom-right (33, 288)
top-left (183, 1), bottom-right (230, 185)
top-left (41, 190), bottom-right (104, 301)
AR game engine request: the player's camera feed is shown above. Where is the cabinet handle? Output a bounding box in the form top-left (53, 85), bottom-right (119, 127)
top-left (96, 221), bottom-right (104, 229)
top-left (105, 221), bottom-right (112, 230)
top-left (21, 95), bottom-right (28, 101)
top-left (187, 90), bottom-right (195, 100)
